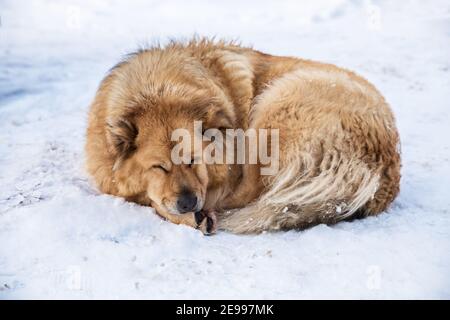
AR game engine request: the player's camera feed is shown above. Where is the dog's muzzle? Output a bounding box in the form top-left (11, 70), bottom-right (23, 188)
top-left (176, 190), bottom-right (198, 213)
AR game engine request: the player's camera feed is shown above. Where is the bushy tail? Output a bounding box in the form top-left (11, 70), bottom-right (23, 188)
top-left (218, 151), bottom-right (380, 234)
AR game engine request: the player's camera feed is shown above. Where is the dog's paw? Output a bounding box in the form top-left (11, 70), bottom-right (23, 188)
top-left (194, 210), bottom-right (217, 235)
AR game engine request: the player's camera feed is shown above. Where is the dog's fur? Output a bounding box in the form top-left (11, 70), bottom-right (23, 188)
top-left (85, 38), bottom-right (401, 234)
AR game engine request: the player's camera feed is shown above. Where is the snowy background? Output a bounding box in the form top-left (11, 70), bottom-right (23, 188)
top-left (1, 0), bottom-right (449, 299)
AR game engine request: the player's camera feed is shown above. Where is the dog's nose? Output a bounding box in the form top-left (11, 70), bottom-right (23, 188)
top-left (177, 191), bottom-right (198, 213)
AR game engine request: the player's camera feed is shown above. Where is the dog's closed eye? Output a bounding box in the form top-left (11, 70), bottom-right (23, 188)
top-left (151, 164), bottom-right (169, 173)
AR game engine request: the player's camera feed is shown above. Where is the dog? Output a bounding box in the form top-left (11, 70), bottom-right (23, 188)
top-left (85, 38), bottom-right (401, 234)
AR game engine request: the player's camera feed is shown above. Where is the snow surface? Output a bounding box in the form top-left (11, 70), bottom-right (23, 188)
top-left (1, 0), bottom-right (450, 299)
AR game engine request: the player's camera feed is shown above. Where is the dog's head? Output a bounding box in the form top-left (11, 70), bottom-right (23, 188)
top-left (106, 85), bottom-right (236, 214)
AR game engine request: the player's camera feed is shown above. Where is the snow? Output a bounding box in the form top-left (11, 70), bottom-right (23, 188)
top-left (1, 0), bottom-right (450, 299)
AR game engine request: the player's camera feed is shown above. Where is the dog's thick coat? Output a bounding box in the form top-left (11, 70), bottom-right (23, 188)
top-left (85, 39), bottom-right (401, 234)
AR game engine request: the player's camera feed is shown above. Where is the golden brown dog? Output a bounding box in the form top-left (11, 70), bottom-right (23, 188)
top-left (85, 38), bottom-right (400, 234)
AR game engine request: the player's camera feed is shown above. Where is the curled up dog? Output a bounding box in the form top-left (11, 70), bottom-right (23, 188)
top-left (85, 38), bottom-right (401, 235)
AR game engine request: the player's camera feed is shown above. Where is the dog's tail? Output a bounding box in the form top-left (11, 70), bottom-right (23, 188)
top-left (218, 150), bottom-right (380, 234)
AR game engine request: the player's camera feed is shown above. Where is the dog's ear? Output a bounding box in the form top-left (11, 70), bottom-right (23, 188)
top-left (106, 117), bottom-right (138, 170)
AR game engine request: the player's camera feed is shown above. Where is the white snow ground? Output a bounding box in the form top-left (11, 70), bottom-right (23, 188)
top-left (0, 0), bottom-right (449, 299)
